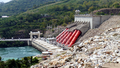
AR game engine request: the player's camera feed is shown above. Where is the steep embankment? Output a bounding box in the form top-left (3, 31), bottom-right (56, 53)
top-left (79, 15), bottom-right (120, 42)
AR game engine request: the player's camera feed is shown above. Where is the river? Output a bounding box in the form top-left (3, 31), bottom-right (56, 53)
top-left (0, 46), bottom-right (41, 61)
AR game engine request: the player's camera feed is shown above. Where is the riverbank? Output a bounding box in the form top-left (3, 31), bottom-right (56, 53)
top-left (0, 41), bottom-right (27, 47)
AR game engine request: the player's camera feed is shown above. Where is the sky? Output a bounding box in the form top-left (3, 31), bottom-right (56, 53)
top-left (0, 0), bottom-right (11, 3)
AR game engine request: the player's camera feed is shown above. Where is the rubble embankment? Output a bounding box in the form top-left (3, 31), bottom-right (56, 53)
top-left (31, 16), bottom-right (120, 68)
top-left (31, 26), bottom-right (120, 68)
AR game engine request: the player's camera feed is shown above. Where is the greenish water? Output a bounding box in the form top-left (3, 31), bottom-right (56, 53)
top-left (0, 46), bottom-right (41, 61)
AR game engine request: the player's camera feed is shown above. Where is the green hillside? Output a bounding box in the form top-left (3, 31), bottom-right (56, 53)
top-left (0, 0), bottom-right (120, 38)
top-left (0, 0), bottom-right (60, 15)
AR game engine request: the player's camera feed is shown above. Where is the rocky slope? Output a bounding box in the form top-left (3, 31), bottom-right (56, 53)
top-left (93, 8), bottom-right (120, 15)
top-left (31, 16), bottom-right (120, 68)
top-left (31, 26), bottom-right (120, 68)
top-left (30, 16), bottom-right (120, 68)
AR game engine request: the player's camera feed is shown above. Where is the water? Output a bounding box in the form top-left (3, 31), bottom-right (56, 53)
top-left (0, 46), bottom-right (41, 61)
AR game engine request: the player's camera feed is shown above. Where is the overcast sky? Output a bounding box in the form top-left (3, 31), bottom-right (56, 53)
top-left (0, 0), bottom-right (11, 3)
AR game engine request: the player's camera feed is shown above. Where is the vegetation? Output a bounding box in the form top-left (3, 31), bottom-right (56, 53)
top-left (0, 0), bottom-right (120, 38)
top-left (0, 41), bottom-right (27, 47)
top-left (0, 0), bottom-right (60, 15)
top-left (0, 57), bottom-right (1, 61)
top-left (96, 12), bottom-right (106, 15)
top-left (0, 0), bottom-right (120, 67)
top-left (0, 56), bottom-right (39, 68)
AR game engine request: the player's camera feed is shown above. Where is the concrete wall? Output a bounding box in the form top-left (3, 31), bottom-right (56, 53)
top-left (74, 15), bottom-right (92, 29)
top-left (101, 15), bottom-right (111, 23)
top-left (93, 16), bottom-right (101, 28)
top-left (79, 23), bottom-right (90, 35)
top-left (74, 15), bottom-right (111, 29)
top-left (27, 40), bottom-right (32, 46)
top-left (92, 15), bottom-right (111, 28)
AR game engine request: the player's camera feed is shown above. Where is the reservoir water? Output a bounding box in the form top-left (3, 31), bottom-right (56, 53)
top-left (0, 46), bottom-right (41, 61)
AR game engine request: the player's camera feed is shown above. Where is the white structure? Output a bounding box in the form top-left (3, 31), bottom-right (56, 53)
top-left (75, 10), bottom-right (80, 15)
top-left (74, 10), bottom-right (111, 29)
top-left (29, 31), bottom-right (42, 40)
top-left (2, 16), bottom-right (9, 18)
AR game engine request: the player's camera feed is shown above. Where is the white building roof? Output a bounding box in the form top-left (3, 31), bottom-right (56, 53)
top-left (2, 16), bottom-right (9, 18)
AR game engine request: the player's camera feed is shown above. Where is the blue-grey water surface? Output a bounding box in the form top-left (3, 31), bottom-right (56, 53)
top-left (0, 46), bottom-right (41, 61)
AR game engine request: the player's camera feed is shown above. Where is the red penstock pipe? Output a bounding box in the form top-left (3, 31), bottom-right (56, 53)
top-left (65, 30), bottom-right (77, 46)
top-left (62, 32), bottom-right (73, 44)
top-left (68, 30), bottom-right (81, 47)
top-left (59, 31), bottom-right (69, 43)
top-left (56, 28), bottom-right (68, 39)
top-left (56, 28), bottom-right (68, 42)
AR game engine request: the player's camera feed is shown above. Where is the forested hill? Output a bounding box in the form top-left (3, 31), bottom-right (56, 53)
top-left (0, 0), bottom-right (120, 39)
top-left (0, 0), bottom-right (60, 15)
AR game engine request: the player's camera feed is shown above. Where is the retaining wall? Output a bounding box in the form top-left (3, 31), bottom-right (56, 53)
top-left (74, 15), bottom-right (111, 29)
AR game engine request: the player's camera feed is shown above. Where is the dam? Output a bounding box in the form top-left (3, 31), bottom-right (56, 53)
top-left (0, 10), bottom-right (113, 54)
top-left (56, 10), bottom-right (111, 47)
top-left (0, 31), bottom-right (63, 54)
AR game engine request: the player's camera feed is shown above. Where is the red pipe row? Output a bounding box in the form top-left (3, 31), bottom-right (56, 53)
top-left (59, 32), bottom-right (69, 43)
top-left (68, 30), bottom-right (81, 47)
top-left (56, 28), bottom-right (68, 42)
top-left (56, 28), bottom-right (81, 47)
top-left (62, 32), bottom-right (73, 44)
top-left (65, 30), bottom-right (77, 46)
top-left (56, 28), bottom-right (68, 39)
top-left (57, 30), bottom-right (68, 42)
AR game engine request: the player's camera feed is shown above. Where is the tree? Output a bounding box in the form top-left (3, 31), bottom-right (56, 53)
top-left (0, 56), bottom-right (1, 61)
top-left (22, 57), bottom-right (30, 67)
top-left (32, 57), bottom-right (39, 64)
top-left (112, 2), bottom-right (120, 8)
top-left (0, 61), bottom-right (5, 68)
top-left (51, 19), bottom-right (58, 27)
top-left (5, 59), bottom-right (17, 68)
top-left (62, 23), bottom-right (67, 26)
top-left (88, 6), bottom-right (95, 12)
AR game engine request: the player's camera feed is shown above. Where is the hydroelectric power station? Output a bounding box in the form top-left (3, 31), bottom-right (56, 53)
top-left (0, 10), bottom-right (112, 53)
top-left (56, 10), bottom-right (111, 47)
